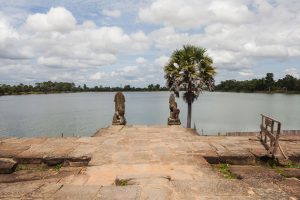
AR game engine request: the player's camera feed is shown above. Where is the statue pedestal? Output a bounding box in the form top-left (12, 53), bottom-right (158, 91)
top-left (112, 114), bottom-right (126, 125)
top-left (168, 118), bottom-right (181, 125)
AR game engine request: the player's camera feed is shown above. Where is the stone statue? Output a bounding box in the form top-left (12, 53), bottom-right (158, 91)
top-left (168, 94), bottom-right (181, 125)
top-left (112, 92), bottom-right (126, 125)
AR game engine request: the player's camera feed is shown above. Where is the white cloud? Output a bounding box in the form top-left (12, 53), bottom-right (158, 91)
top-left (102, 9), bottom-right (121, 18)
top-left (143, 0), bottom-right (300, 72)
top-left (2, 2), bottom-right (300, 86)
top-left (0, 6), bottom-right (153, 85)
top-left (139, 0), bottom-right (253, 29)
top-left (25, 7), bottom-right (76, 33)
top-left (130, 30), bottom-right (150, 51)
top-left (90, 72), bottom-right (108, 80)
top-left (154, 55), bottom-right (169, 66)
top-left (136, 57), bottom-right (147, 64)
top-left (149, 27), bottom-right (189, 49)
top-left (0, 7), bottom-right (149, 70)
top-left (238, 70), bottom-right (254, 77)
top-left (284, 68), bottom-right (300, 78)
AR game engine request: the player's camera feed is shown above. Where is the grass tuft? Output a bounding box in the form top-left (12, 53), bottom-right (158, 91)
top-left (15, 164), bottom-right (48, 171)
top-left (115, 178), bottom-right (130, 186)
top-left (54, 164), bottom-right (62, 172)
top-left (214, 164), bottom-right (237, 179)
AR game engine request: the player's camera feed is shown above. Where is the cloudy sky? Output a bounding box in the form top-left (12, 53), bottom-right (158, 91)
top-left (0, 0), bottom-right (300, 87)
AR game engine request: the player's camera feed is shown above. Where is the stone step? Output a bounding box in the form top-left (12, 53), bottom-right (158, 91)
top-left (0, 158), bottom-right (17, 174)
top-left (171, 179), bottom-right (291, 199)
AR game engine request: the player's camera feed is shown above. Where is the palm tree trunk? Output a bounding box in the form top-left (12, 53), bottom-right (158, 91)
top-left (187, 101), bottom-right (192, 128)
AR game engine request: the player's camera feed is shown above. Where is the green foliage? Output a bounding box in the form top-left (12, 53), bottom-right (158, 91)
top-left (54, 163), bottom-right (62, 172)
top-left (0, 82), bottom-right (168, 95)
top-left (115, 178), bottom-right (130, 186)
top-left (164, 44), bottom-right (216, 128)
top-left (164, 44), bottom-right (216, 100)
top-left (215, 73), bottom-right (300, 93)
top-left (214, 164), bottom-right (237, 179)
top-left (15, 164), bottom-right (47, 171)
top-left (286, 162), bottom-right (300, 169)
top-left (15, 164), bottom-right (30, 171)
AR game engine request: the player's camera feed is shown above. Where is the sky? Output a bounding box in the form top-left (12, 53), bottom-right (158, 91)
top-left (0, 0), bottom-right (300, 87)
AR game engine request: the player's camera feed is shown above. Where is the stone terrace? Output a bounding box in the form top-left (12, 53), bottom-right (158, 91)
top-left (0, 125), bottom-right (299, 199)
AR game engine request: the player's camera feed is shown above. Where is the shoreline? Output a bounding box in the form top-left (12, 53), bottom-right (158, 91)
top-left (1, 90), bottom-right (300, 96)
top-left (1, 129), bottom-right (300, 138)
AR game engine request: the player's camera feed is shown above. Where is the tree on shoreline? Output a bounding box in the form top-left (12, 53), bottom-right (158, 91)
top-left (215, 73), bottom-right (300, 93)
top-left (164, 45), bottom-right (216, 128)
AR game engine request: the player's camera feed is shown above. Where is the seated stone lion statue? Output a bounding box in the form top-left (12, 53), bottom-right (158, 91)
top-left (112, 92), bottom-right (126, 125)
top-left (168, 94), bottom-right (181, 125)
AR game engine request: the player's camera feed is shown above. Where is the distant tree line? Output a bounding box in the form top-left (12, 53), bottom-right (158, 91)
top-left (1, 73), bottom-right (300, 96)
top-left (215, 73), bottom-right (300, 93)
top-left (0, 81), bottom-right (168, 95)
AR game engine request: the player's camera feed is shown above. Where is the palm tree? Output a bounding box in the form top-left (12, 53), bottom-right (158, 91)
top-left (164, 45), bottom-right (216, 128)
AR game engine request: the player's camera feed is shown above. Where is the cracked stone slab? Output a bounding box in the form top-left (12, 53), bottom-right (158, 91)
top-left (52, 185), bottom-right (101, 200)
top-left (0, 158), bottom-right (17, 174)
top-left (97, 185), bottom-right (141, 200)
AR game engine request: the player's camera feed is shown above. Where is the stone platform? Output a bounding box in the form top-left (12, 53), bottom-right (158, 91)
top-left (0, 125), bottom-right (299, 199)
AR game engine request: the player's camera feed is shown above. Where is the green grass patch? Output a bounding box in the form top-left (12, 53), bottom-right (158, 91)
top-left (54, 164), bottom-right (62, 172)
top-left (265, 161), bottom-right (300, 177)
top-left (286, 162), bottom-right (300, 169)
top-left (214, 164), bottom-right (237, 179)
top-left (15, 164), bottom-right (48, 172)
top-left (15, 164), bottom-right (30, 171)
top-left (115, 178), bottom-right (131, 186)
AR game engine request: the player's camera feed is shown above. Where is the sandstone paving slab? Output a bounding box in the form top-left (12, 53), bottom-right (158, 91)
top-left (0, 180), bottom-right (45, 199)
top-left (287, 152), bottom-right (300, 164)
top-left (281, 168), bottom-right (300, 179)
top-left (275, 178), bottom-right (300, 199)
top-left (140, 184), bottom-right (174, 200)
top-left (16, 137), bottom-right (48, 146)
top-left (0, 167), bottom-right (82, 184)
top-left (83, 163), bottom-right (219, 187)
top-left (229, 165), bottom-right (282, 180)
top-left (172, 179), bottom-right (293, 199)
top-left (171, 179), bottom-right (255, 198)
top-left (17, 137), bottom-right (80, 160)
top-left (116, 173), bottom-right (171, 184)
top-left (0, 170), bottom-right (56, 183)
top-left (24, 182), bottom-right (63, 199)
top-left (217, 151), bottom-right (256, 165)
top-left (249, 184), bottom-right (293, 199)
top-left (75, 136), bottom-right (98, 143)
top-left (52, 185), bottom-right (101, 200)
top-left (68, 143), bottom-right (99, 158)
top-left (0, 158), bottom-right (17, 174)
top-left (0, 142), bottom-right (31, 158)
top-left (89, 152), bottom-right (112, 166)
top-left (238, 176), bottom-right (295, 199)
top-left (97, 185), bottom-right (141, 200)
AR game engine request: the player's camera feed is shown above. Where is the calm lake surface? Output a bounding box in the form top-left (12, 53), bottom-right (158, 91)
top-left (0, 92), bottom-right (299, 137)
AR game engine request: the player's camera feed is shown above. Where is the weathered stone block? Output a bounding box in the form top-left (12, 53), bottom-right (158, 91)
top-left (229, 165), bottom-right (282, 180)
top-left (281, 168), bottom-right (300, 179)
top-left (43, 156), bottom-right (65, 166)
top-left (218, 151), bottom-right (256, 165)
top-left (0, 158), bottom-right (17, 174)
top-left (66, 156), bottom-right (91, 167)
top-left (99, 185), bottom-right (141, 200)
top-left (168, 118), bottom-right (181, 125)
top-left (16, 157), bottom-right (43, 164)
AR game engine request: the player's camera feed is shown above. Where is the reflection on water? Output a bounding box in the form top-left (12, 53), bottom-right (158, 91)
top-left (0, 92), bottom-right (299, 137)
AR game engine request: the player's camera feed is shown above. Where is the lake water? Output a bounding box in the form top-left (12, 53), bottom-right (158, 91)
top-left (0, 92), bottom-right (299, 137)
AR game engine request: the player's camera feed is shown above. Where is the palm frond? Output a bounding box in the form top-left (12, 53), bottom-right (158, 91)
top-left (164, 44), bottom-right (217, 102)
